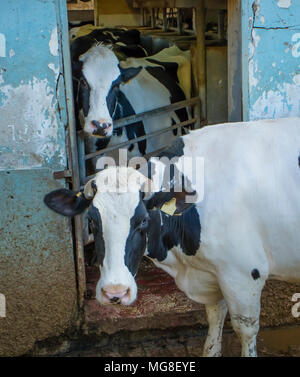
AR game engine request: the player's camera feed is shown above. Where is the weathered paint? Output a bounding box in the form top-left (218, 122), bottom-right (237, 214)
top-left (0, 0), bottom-right (77, 356)
top-left (0, 169), bottom-right (77, 356)
top-left (0, 1), bottom-right (66, 170)
top-left (0, 33), bottom-right (6, 57)
top-left (242, 0), bottom-right (300, 120)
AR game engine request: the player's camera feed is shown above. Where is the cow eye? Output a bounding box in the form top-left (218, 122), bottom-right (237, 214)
top-left (88, 218), bottom-right (96, 232)
top-left (139, 217), bottom-right (149, 230)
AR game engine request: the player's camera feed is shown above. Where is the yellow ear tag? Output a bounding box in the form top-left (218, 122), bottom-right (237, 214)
top-left (160, 197), bottom-right (181, 216)
top-left (76, 191), bottom-right (83, 198)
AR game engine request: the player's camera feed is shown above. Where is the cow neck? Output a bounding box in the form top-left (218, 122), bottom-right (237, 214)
top-left (146, 206), bottom-right (200, 261)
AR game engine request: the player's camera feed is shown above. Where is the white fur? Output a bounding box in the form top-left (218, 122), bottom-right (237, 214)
top-left (92, 167), bottom-right (148, 305)
top-left (80, 44), bottom-right (120, 135)
top-left (90, 118), bottom-right (300, 356)
top-left (149, 117), bottom-right (300, 356)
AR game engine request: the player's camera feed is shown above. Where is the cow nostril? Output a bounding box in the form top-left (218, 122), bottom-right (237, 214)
top-left (102, 122), bottom-right (112, 129)
top-left (91, 120), bottom-right (101, 129)
top-left (110, 297), bottom-right (120, 303)
top-left (102, 286), bottom-right (130, 302)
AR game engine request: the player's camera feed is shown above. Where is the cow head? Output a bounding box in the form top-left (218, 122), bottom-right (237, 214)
top-left (73, 44), bottom-right (142, 139)
top-left (75, 44), bottom-right (119, 138)
top-left (44, 165), bottom-right (195, 305)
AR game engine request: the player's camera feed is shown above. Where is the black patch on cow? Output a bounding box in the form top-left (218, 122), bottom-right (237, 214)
top-left (251, 268), bottom-right (260, 280)
top-left (124, 199), bottom-right (149, 276)
top-left (146, 59), bottom-right (179, 84)
top-left (145, 66), bottom-right (188, 134)
top-left (106, 75), bottom-right (146, 154)
top-left (119, 66), bottom-right (143, 83)
top-left (117, 44), bottom-right (147, 58)
top-left (298, 154), bottom-right (300, 167)
top-left (138, 138), bottom-right (184, 183)
top-left (95, 137), bottom-right (111, 151)
top-left (146, 206), bottom-right (200, 261)
top-left (158, 137), bottom-right (185, 160)
top-left (71, 60), bottom-right (91, 129)
top-left (78, 76), bottom-right (91, 117)
top-left (87, 204), bottom-right (106, 266)
top-left (70, 28), bottom-right (142, 62)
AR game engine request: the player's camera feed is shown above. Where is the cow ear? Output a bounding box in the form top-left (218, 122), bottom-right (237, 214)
top-left (44, 188), bottom-right (91, 217)
top-left (118, 65), bottom-right (142, 83)
top-left (145, 189), bottom-right (197, 216)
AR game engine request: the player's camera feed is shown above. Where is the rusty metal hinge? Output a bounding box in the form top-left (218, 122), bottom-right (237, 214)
top-left (53, 169), bottom-right (72, 179)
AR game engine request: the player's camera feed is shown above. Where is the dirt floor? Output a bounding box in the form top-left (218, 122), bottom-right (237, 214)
top-left (28, 323), bottom-right (300, 357)
top-left (27, 257), bottom-right (300, 357)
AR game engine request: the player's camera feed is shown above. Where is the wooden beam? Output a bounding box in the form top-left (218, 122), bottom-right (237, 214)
top-left (227, 0), bottom-right (242, 122)
top-left (67, 0), bottom-right (94, 11)
top-left (133, 0), bottom-right (227, 10)
top-left (151, 7), bottom-right (156, 28)
top-left (194, 3), bottom-right (206, 122)
top-left (94, 0), bottom-right (99, 26)
top-left (218, 9), bottom-right (226, 40)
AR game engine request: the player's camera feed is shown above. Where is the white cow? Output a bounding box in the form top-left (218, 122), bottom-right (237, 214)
top-left (44, 117), bottom-right (300, 356)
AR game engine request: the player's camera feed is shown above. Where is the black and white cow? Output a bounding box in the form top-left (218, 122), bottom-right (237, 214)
top-left (72, 31), bottom-right (191, 162)
top-left (45, 117), bottom-right (300, 357)
top-left (70, 27), bottom-right (147, 62)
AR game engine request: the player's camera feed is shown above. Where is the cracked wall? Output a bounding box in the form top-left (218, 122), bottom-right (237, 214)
top-left (243, 0), bottom-right (300, 120)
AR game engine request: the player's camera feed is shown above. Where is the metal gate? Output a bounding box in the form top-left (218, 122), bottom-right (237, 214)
top-left (71, 95), bottom-right (201, 306)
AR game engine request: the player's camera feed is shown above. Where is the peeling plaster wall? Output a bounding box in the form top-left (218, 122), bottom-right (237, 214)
top-left (0, 4), bottom-right (66, 170)
top-left (242, 0), bottom-right (300, 120)
top-left (0, 1), bottom-right (77, 356)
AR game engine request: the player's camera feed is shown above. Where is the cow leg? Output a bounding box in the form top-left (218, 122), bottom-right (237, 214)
top-left (203, 299), bottom-right (228, 357)
top-left (220, 276), bottom-right (265, 357)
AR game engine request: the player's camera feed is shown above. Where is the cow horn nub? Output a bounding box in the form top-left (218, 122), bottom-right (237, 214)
top-left (84, 179), bottom-right (97, 200)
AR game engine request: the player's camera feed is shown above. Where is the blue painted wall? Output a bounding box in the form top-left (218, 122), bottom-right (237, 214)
top-left (0, 0), bottom-right (77, 356)
top-left (242, 0), bottom-right (300, 120)
top-left (0, 0), bottom-right (69, 169)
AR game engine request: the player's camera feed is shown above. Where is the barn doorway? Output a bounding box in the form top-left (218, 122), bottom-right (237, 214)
top-left (66, 0), bottom-right (235, 333)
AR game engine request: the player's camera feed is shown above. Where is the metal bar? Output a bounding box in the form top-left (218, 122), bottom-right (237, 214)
top-left (141, 7), bottom-right (145, 26)
top-left (57, 0), bottom-right (86, 308)
top-left (156, 24), bottom-right (196, 34)
top-left (77, 134), bottom-right (87, 186)
top-left (162, 8), bottom-right (168, 31)
top-left (81, 144), bottom-right (183, 190)
top-left (76, 97), bottom-right (200, 138)
top-left (113, 97), bottom-right (200, 129)
top-left (177, 8), bottom-right (183, 35)
top-left (85, 117), bottom-right (197, 160)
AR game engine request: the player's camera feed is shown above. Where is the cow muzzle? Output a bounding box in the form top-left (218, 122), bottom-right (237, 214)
top-left (101, 284), bottom-right (131, 305)
top-left (91, 120), bottom-right (113, 138)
